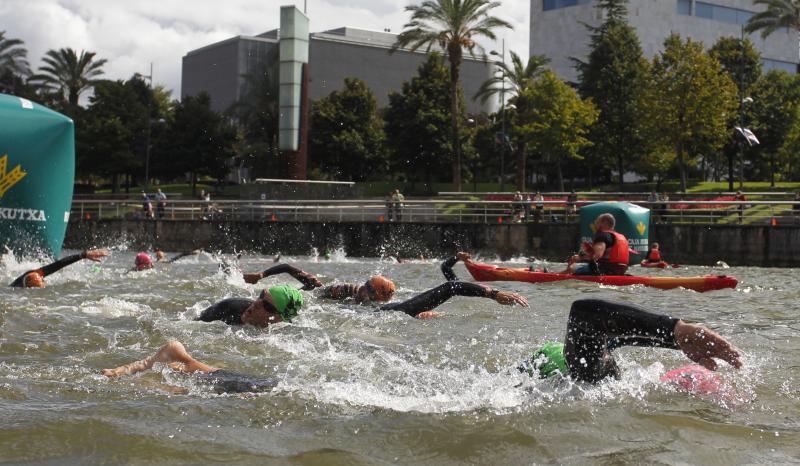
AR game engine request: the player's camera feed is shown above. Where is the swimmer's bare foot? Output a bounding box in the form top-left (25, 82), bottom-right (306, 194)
top-left (416, 311), bottom-right (441, 319)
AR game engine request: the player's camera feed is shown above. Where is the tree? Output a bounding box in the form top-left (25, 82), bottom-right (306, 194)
top-left (78, 78), bottom-right (149, 190)
top-left (0, 31), bottom-right (30, 78)
top-left (648, 34), bottom-right (738, 192)
top-left (158, 92), bottom-right (236, 195)
top-left (516, 71), bottom-right (598, 192)
top-left (745, 0), bottom-right (800, 38)
top-left (384, 53), bottom-right (455, 190)
top-left (308, 77), bottom-right (385, 181)
top-left (708, 37), bottom-right (763, 187)
top-left (392, 0), bottom-right (512, 191)
top-left (576, 0), bottom-right (649, 191)
top-left (748, 70), bottom-right (800, 184)
top-left (32, 48), bottom-right (107, 106)
top-left (475, 52), bottom-right (549, 190)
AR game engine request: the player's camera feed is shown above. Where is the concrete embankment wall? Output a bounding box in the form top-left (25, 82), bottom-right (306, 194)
top-left (64, 219), bottom-right (800, 267)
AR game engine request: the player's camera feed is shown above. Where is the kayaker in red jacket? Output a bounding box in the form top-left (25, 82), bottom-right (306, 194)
top-left (563, 213), bottom-right (629, 276)
top-left (643, 243), bottom-right (664, 264)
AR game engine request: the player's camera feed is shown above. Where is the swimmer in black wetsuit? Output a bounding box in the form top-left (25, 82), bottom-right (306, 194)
top-left (519, 299), bottom-right (742, 383)
top-left (155, 248), bottom-right (201, 263)
top-left (9, 249), bottom-right (109, 288)
top-left (101, 340), bottom-right (275, 394)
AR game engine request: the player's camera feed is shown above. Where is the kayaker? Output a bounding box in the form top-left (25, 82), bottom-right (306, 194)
top-left (519, 299), bottom-right (742, 383)
top-left (643, 242), bottom-right (664, 265)
top-left (566, 213), bottom-right (630, 276)
top-left (10, 249), bottom-right (110, 288)
top-left (101, 340), bottom-right (277, 394)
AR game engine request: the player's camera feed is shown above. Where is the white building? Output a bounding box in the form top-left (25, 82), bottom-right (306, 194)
top-left (530, 0), bottom-right (798, 83)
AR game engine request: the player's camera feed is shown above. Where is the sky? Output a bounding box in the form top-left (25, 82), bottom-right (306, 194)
top-left (1, 0), bottom-right (531, 99)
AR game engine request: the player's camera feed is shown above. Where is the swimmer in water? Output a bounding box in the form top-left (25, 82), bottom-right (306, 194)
top-left (518, 299), bottom-right (742, 384)
top-left (133, 252), bottom-right (154, 271)
top-left (101, 340), bottom-right (276, 394)
top-left (9, 249), bottom-right (109, 288)
top-left (319, 260), bottom-right (527, 318)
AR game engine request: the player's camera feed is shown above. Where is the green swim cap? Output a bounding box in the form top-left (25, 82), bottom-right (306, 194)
top-left (267, 285), bottom-right (304, 322)
top-left (529, 341), bottom-right (568, 378)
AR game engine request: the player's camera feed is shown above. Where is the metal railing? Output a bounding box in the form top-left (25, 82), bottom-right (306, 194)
top-left (69, 198), bottom-right (800, 225)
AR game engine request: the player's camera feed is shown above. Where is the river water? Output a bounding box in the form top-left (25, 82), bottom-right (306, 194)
top-left (0, 249), bottom-right (798, 464)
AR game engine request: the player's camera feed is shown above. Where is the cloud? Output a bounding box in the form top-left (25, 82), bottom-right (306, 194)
top-left (1, 0), bottom-right (530, 99)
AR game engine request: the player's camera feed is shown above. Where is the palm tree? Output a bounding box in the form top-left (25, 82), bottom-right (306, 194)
top-left (475, 52), bottom-right (549, 190)
top-left (745, 0), bottom-right (800, 38)
top-left (0, 31), bottom-right (30, 77)
top-left (392, 0), bottom-right (512, 191)
top-left (474, 52), bottom-right (549, 104)
top-left (32, 48), bottom-right (107, 106)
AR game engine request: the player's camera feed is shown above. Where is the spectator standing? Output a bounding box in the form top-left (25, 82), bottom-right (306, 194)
top-left (392, 189), bottom-right (405, 221)
top-left (566, 189), bottom-right (578, 220)
top-left (659, 193), bottom-right (670, 223)
top-left (385, 191), bottom-right (395, 221)
top-left (140, 191), bottom-right (153, 219)
top-left (647, 191), bottom-right (659, 222)
top-left (533, 191), bottom-right (544, 223)
top-left (156, 188), bottom-right (167, 219)
top-left (734, 190), bottom-right (746, 224)
top-left (523, 193), bottom-right (532, 222)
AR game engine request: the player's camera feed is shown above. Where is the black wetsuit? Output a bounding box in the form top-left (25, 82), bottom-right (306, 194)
top-left (256, 263), bottom-right (318, 290)
top-left (441, 256), bottom-right (459, 282)
top-left (9, 252), bottom-right (85, 287)
top-left (378, 281), bottom-right (490, 317)
top-left (195, 298), bottom-right (254, 325)
top-left (564, 299), bottom-right (679, 383)
top-left (196, 369), bottom-right (276, 394)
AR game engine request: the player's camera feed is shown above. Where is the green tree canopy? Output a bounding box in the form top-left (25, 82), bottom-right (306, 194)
top-left (516, 70), bottom-right (598, 192)
top-left (576, 0), bottom-right (649, 190)
top-left (745, 0), bottom-right (800, 38)
top-left (31, 48), bottom-right (107, 106)
top-left (648, 34), bottom-right (738, 191)
top-left (308, 77), bottom-right (385, 181)
top-left (748, 70), bottom-right (800, 184)
top-left (393, 0), bottom-right (512, 191)
top-left (157, 92), bottom-right (236, 194)
top-left (384, 53), bottom-right (454, 188)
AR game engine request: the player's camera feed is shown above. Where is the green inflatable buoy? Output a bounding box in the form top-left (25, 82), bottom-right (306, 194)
top-left (579, 202), bottom-right (650, 264)
top-left (0, 94), bottom-right (75, 257)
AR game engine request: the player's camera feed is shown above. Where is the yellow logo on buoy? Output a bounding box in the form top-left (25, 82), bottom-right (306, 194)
top-left (637, 221), bottom-right (646, 235)
top-left (0, 155), bottom-right (26, 199)
top-left (589, 222), bottom-right (597, 233)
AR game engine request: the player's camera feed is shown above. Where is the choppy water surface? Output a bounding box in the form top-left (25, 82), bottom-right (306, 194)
top-left (0, 249), bottom-right (798, 464)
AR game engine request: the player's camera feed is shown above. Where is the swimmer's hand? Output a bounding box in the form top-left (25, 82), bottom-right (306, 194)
top-left (491, 290), bottom-right (529, 307)
top-left (84, 249), bottom-right (109, 262)
top-left (296, 271), bottom-right (323, 290)
top-left (100, 368), bottom-right (120, 378)
top-left (242, 272), bottom-right (263, 284)
top-left (674, 321), bottom-right (743, 371)
top-left (456, 251), bottom-right (472, 262)
top-left (416, 310), bottom-right (440, 319)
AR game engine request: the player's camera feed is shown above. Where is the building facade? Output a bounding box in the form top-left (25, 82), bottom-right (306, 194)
top-left (182, 27), bottom-right (496, 114)
top-left (530, 0), bottom-right (798, 83)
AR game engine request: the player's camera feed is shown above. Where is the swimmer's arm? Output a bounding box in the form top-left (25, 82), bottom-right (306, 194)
top-left (168, 250), bottom-right (200, 263)
top-left (379, 281), bottom-right (528, 317)
top-left (36, 249), bottom-right (108, 277)
top-left (570, 300), bottom-right (680, 350)
top-left (244, 264), bottom-right (322, 290)
top-left (441, 256), bottom-right (458, 281)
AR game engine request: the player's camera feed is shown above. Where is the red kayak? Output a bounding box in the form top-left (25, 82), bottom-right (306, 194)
top-left (464, 260), bottom-right (737, 292)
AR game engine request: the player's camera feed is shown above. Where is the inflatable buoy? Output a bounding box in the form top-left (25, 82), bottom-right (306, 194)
top-left (660, 364), bottom-right (722, 395)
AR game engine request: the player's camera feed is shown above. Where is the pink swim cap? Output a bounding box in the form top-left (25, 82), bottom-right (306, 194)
top-left (135, 252), bottom-right (153, 270)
